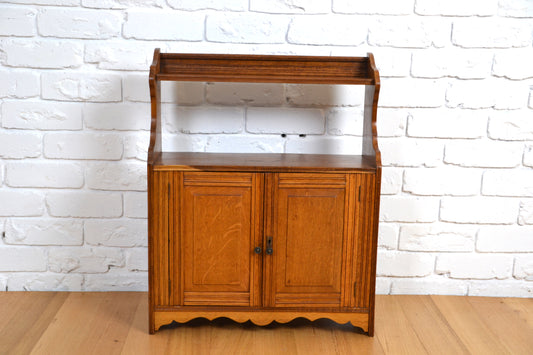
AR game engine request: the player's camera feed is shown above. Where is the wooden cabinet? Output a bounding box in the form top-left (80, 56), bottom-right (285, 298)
top-left (148, 50), bottom-right (381, 336)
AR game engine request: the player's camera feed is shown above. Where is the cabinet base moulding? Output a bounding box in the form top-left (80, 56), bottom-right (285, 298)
top-left (153, 310), bottom-right (369, 333)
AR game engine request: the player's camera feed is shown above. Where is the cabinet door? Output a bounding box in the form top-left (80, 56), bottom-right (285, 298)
top-left (265, 173), bottom-right (355, 308)
top-left (179, 172), bottom-right (263, 307)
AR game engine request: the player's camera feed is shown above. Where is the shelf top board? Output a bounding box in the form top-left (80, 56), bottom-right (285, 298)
top-left (154, 52), bottom-right (377, 85)
top-left (151, 152), bottom-right (377, 173)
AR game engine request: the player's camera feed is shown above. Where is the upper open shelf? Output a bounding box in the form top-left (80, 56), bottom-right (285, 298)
top-left (154, 51), bottom-right (377, 85)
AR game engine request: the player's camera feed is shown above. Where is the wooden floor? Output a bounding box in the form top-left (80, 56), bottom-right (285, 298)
top-left (0, 293), bottom-right (531, 354)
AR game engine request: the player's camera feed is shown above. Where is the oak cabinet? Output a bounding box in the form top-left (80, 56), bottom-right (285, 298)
top-left (148, 50), bottom-right (381, 336)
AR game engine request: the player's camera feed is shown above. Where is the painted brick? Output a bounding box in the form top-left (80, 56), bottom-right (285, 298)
top-left (411, 50), bottom-right (492, 79)
top-left (0, 191), bottom-right (44, 217)
top-left (85, 219), bottom-right (147, 247)
top-left (3, 40), bottom-right (82, 69)
top-left (7, 0), bottom-right (79, 5)
top-left (161, 81), bottom-right (205, 105)
top-left (446, 80), bottom-right (527, 110)
top-left (168, 0), bottom-right (246, 11)
top-left (333, 0), bottom-right (413, 15)
top-left (0, 131), bottom-right (41, 159)
top-left (436, 254), bottom-right (513, 279)
top-left (83, 103), bottom-right (150, 131)
top-left (0, 247), bottom-right (47, 271)
top-left (38, 8), bottom-right (122, 39)
top-left (381, 167), bottom-right (402, 195)
top-left (452, 19), bottom-right (532, 48)
top-left (375, 278), bottom-right (391, 294)
top-left (415, 0), bottom-right (497, 16)
top-left (0, 6), bottom-right (36, 37)
top-left (124, 10), bottom-right (203, 41)
top-left (85, 42), bottom-right (157, 71)
top-left (407, 108), bottom-right (487, 139)
top-left (498, 0), bottom-right (533, 18)
top-left (6, 274), bottom-right (83, 291)
top-left (0, 70), bottom-right (39, 98)
top-left (82, 0), bottom-right (164, 9)
top-left (46, 192), bottom-right (122, 218)
top-left (378, 223), bottom-right (398, 249)
top-left (524, 145), bottom-right (533, 167)
top-left (125, 76), bottom-right (205, 104)
top-left (380, 79), bottom-right (445, 108)
top-left (380, 196), bottom-right (439, 223)
top-left (251, 0), bottom-right (328, 13)
top-left (477, 226), bottom-right (533, 252)
top-left (483, 170), bottom-right (533, 197)
top-left (126, 248), bottom-right (148, 272)
top-left (399, 224), bottom-right (476, 252)
top-left (86, 162), bottom-right (146, 191)
top-left (377, 251), bottom-right (434, 277)
top-left (124, 192), bottom-right (147, 219)
top-left (4, 219), bottom-right (83, 246)
top-left (163, 134), bottom-right (208, 153)
top-left (444, 140), bottom-right (522, 168)
top-left (468, 280), bottom-right (533, 297)
top-left (44, 133), bottom-right (123, 160)
top-left (6, 162), bottom-right (83, 188)
top-left (368, 18), bottom-right (449, 48)
top-left (288, 16), bottom-right (366, 46)
top-left (403, 168), bottom-right (481, 196)
top-left (284, 136), bottom-right (362, 155)
top-left (207, 13), bottom-right (289, 44)
top-left (164, 106), bottom-right (243, 134)
top-left (376, 109), bottom-right (407, 137)
top-left (493, 50), bottom-right (533, 80)
top-left (247, 108), bottom-right (324, 134)
top-left (1, 100), bottom-right (82, 130)
top-left (488, 111), bottom-right (533, 141)
top-left (371, 48), bottom-right (412, 78)
top-left (514, 255), bottom-right (533, 280)
top-left (519, 201), bottom-right (533, 225)
top-left (207, 83), bottom-right (284, 106)
top-left (327, 108), bottom-right (364, 136)
top-left (286, 84), bottom-right (364, 107)
top-left (380, 138), bottom-right (443, 167)
top-left (206, 135), bottom-right (284, 153)
top-left (48, 247), bottom-right (124, 273)
top-left (42, 72), bottom-right (122, 102)
top-left (123, 133), bottom-right (149, 161)
top-left (84, 272), bottom-right (147, 291)
top-left (390, 278), bottom-right (468, 296)
top-left (440, 197), bottom-right (518, 224)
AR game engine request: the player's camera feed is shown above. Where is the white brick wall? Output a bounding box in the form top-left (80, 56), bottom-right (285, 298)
top-left (0, 0), bottom-right (531, 296)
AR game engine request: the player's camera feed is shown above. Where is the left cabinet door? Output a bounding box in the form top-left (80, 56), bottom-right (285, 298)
top-left (178, 172), bottom-right (263, 307)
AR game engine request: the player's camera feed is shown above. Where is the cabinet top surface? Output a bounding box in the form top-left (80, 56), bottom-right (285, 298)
top-left (153, 52), bottom-right (378, 85)
top-left (151, 152), bottom-right (377, 173)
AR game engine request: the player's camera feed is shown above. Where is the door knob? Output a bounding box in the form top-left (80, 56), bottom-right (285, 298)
top-left (254, 247), bottom-right (262, 254)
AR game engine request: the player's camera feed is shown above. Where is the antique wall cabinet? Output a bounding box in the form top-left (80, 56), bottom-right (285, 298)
top-left (147, 49), bottom-right (381, 336)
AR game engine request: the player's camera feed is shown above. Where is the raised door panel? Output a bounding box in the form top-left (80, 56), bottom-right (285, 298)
top-left (180, 172), bottom-right (262, 307)
top-left (267, 173), bottom-right (352, 308)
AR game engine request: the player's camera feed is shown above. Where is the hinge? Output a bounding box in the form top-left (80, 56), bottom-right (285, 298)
top-left (354, 282), bottom-right (357, 298)
top-left (168, 279), bottom-right (172, 298)
top-left (168, 183), bottom-right (171, 197)
top-left (358, 185), bottom-right (361, 202)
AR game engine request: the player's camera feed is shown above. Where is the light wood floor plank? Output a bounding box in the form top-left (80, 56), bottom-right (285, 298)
top-left (374, 295), bottom-right (428, 354)
top-left (0, 292), bottom-right (531, 354)
top-left (0, 292), bottom-right (68, 355)
top-left (467, 296), bottom-right (533, 355)
top-left (431, 295), bottom-right (509, 355)
top-left (30, 292), bottom-right (142, 355)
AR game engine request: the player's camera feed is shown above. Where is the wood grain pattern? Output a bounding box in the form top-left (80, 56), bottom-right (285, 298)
top-left (1, 293), bottom-right (532, 354)
top-left (147, 51), bottom-right (382, 336)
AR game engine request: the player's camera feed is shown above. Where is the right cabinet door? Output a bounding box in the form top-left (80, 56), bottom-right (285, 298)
top-left (265, 173), bottom-right (358, 308)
